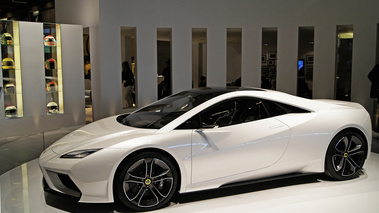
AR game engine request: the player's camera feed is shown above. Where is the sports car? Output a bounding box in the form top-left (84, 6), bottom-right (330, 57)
top-left (39, 87), bottom-right (372, 211)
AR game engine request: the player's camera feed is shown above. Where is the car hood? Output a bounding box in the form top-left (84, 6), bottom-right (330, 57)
top-left (48, 116), bottom-right (157, 155)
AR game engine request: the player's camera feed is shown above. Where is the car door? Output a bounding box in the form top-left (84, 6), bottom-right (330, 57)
top-left (190, 97), bottom-right (291, 184)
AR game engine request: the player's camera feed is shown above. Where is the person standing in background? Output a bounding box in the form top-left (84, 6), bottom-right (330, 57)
top-left (368, 64), bottom-right (379, 132)
top-left (161, 59), bottom-right (171, 96)
top-left (122, 61), bottom-right (135, 107)
top-left (368, 64), bottom-right (379, 102)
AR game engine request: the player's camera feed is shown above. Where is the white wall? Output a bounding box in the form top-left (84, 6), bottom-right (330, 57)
top-left (55, 0), bottom-right (102, 119)
top-left (55, 0), bottom-right (379, 120)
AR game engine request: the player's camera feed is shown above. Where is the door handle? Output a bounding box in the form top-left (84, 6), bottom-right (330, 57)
top-left (269, 124), bottom-right (283, 129)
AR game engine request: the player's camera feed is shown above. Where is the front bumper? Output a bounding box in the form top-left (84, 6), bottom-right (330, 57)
top-left (42, 176), bottom-right (81, 201)
top-left (39, 146), bottom-right (128, 203)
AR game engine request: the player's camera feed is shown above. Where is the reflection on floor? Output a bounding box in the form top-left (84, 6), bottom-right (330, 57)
top-left (85, 105), bottom-right (93, 124)
top-left (1, 153), bottom-right (379, 213)
top-left (0, 125), bottom-right (82, 175)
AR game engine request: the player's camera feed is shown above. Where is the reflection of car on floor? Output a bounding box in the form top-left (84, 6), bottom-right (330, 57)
top-left (39, 87), bottom-right (372, 211)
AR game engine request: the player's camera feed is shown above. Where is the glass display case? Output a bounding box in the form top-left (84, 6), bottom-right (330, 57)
top-left (43, 23), bottom-right (64, 114)
top-left (1, 20), bottom-right (23, 118)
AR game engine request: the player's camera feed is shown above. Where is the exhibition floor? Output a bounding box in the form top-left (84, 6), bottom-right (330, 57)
top-left (0, 125), bottom-right (82, 175)
top-left (1, 152), bottom-right (379, 212)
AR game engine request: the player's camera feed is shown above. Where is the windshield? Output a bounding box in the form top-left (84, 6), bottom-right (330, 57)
top-left (117, 89), bottom-right (228, 129)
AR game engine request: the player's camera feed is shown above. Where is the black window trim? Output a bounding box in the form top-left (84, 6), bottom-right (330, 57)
top-left (175, 96), bottom-right (311, 130)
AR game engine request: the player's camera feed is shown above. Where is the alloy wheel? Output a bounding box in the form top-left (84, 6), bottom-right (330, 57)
top-left (328, 132), bottom-right (366, 178)
top-left (122, 157), bottom-right (174, 208)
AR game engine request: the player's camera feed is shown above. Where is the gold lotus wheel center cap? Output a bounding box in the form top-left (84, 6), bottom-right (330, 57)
top-left (145, 179), bottom-right (152, 185)
top-left (344, 153), bottom-right (348, 158)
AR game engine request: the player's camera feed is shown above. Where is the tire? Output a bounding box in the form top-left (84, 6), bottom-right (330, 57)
top-left (114, 152), bottom-right (178, 211)
top-left (325, 130), bottom-right (367, 180)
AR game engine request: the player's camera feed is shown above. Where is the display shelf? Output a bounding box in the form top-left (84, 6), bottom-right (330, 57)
top-left (43, 23), bottom-right (64, 114)
top-left (1, 20), bottom-right (23, 118)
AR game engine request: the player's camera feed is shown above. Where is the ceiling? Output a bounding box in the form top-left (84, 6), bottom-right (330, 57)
top-left (0, 0), bottom-right (54, 20)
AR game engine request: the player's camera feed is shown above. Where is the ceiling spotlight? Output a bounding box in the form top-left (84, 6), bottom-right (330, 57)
top-left (12, 0), bottom-right (28, 4)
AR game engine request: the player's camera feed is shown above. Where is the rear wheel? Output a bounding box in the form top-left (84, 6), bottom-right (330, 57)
top-left (325, 131), bottom-right (367, 180)
top-left (114, 152), bottom-right (178, 211)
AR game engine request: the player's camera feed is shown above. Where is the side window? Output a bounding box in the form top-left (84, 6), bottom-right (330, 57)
top-left (261, 101), bottom-right (287, 117)
top-left (199, 98), bottom-right (269, 128)
top-left (176, 115), bottom-right (200, 129)
top-left (176, 98), bottom-right (310, 130)
top-left (262, 100), bottom-right (310, 117)
top-left (235, 99), bottom-right (268, 123)
top-left (200, 99), bottom-right (237, 127)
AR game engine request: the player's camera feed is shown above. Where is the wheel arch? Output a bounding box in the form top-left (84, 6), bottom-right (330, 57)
top-left (112, 147), bottom-right (183, 201)
top-left (323, 126), bottom-right (370, 178)
top-left (331, 127), bottom-right (369, 159)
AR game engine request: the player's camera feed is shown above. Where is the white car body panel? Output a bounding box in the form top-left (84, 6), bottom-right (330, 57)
top-left (39, 88), bottom-right (372, 203)
top-left (191, 117), bottom-right (290, 183)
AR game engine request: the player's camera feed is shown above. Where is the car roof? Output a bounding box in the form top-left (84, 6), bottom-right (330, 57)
top-left (183, 87), bottom-right (266, 95)
top-left (184, 87), bottom-right (318, 112)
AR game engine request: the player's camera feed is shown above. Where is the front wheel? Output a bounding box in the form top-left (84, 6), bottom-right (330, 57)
top-left (325, 131), bottom-right (367, 180)
top-left (114, 152), bottom-right (178, 211)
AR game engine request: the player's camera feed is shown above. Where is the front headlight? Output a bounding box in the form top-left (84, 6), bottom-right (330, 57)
top-left (60, 149), bottom-right (101, 158)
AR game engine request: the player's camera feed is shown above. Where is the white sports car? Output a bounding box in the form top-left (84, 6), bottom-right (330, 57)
top-left (39, 87), bottom-right (372, 211)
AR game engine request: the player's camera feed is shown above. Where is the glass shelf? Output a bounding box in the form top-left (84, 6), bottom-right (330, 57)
top-left (1, 20), bottom-right (23, 118)
top-left (43, 23), bottom-right (64, 114)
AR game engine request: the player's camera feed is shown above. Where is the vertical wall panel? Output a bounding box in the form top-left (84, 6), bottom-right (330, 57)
top-left (277, 26), bottom-right (298, 95)
top-left (60, 24), bottom-right (85, 123)
top-left (313, 25), bottom-right (336, 99)
top-left (98, 23), bottom-right (122, 117)
top-left (136, 26), bottom-right (158, 107)
top-left (19, 22), bottom-right (45, 131)
top-left (207, 27), bottom-right (226, 87)
top-left (172, 27), bottom-right (192, 93)
top-left (242, 27), bottom-right (261, 87)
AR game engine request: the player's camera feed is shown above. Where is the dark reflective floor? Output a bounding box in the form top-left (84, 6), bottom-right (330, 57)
top-left (0, 125), bottom-right (81, 175)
